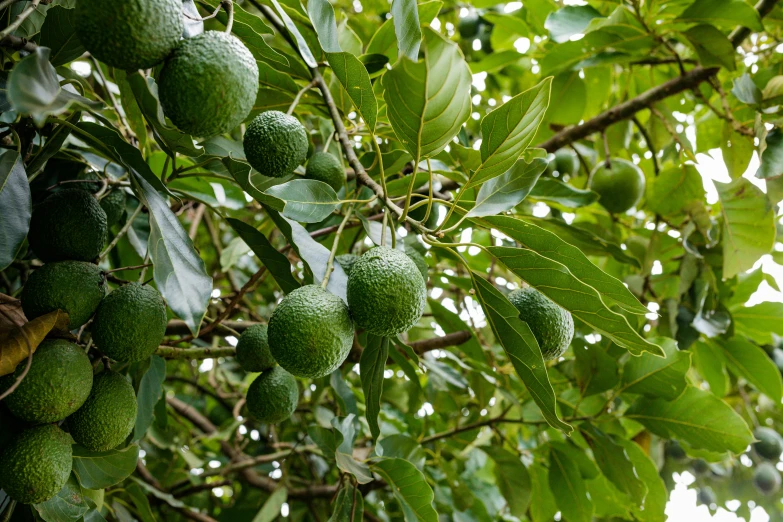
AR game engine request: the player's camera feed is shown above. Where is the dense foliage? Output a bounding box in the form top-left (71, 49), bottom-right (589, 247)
top-left (1, 0), bottom-right (783, 519)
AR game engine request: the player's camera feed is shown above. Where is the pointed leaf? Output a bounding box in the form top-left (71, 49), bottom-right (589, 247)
top-left (266, 179), bottom-right (339, 223)
top-left (227, 218), bottom-right (300, 294)
top-left (222, 157), bottom-right (285, 210)
top-left (715, 337), bottom-right (783, 402)
top-left (0, 151), bottom-right (30, 270)
top-left (467, 158), bottom-right (547, 217)
top-left (360, 334), bottom-right (388, 441)
top-left (549, 447), bottom-right (593, 522)
top-left (391, 0), bottom-right (421, 61)
top-left (327, 52), bottom-right (377, 131)
top-left (270, 0), bottom-right (317, 67)
top-left (134, 355), bottom-right (166, 441)
top-left (72, 444), bottom-right (140, 489)
top-left (370, 458), bottom-right (438, 522)
top-left (620, 337), bottom-right (690, 400)
top-left (529, 178), bottom-right (599, 208)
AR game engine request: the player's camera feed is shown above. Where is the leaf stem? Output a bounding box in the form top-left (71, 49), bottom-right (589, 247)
top-left (422, 158), bottom-right (434, 224)
top-left (322, 206), bottom-right (353, 289)
top-left (221, 0), bottom-right (234, 33)
top-left (0, 0), bottom-right (40, 41)
top-left (287, 79), bottom-right (317, 116)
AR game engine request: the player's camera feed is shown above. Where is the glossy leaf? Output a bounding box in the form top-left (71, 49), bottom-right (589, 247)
top-left (626, 386), bottom-right (753, 454)
top-left (227, 218), bottom-right (300, 293)
top-left (134, 355), bottom-right (166, 441)
top-left (715, 337), bottom-right (783, 402)
top-left (545, 5), bottom-right (602, 43)
top-left (370, 458), bottom-right (438, 522)
top-left (0, 151), bottom-right (30, 270)
top-left (620, 337), bottom-right (691, 400)
top-left (529, 177), bottom-right (599, 208)
top-left (72, 445), bottom-right (140, 489)
top-left (222, 157), bottom-right (285, 210)
top-left (382, 28), bottom-right (472, 159)
top-left (549, 446), bottom-right (593, 522)
top-left (391, 0), bottom-right (421, 61)
top-left (269, 0), bottom-right (318, 67)
top-left (467, 158), bottom-right (547, 217)
top-left (483, 446), bottom-right (532, 517)
top-left (38, 6), bottom-right (85, 66)
top-left (360, 334), bottom-right (388, 441)
top-left (582, 424), bottom-right (647, 505)
top-left (34, 474), bottom-right (89, 521)
top-left (266, 179), bottom-right (339, 223)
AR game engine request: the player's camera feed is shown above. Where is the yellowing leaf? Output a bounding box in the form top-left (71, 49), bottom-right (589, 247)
top-left (0, 310), bottom-right (70, 376)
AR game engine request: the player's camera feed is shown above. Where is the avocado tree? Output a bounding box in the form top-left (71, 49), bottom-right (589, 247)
top-left (1, 0), bottom-right (783, 519)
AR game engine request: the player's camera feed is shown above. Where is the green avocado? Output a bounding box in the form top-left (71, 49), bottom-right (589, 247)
top-left (28, 189), bottom-right (108, 262)
top-left (67, 370), bottom-right (138, 451)
top-left (305, 152), bottom-right (344, 191)
top-left (335, 253), bottom-right (360, 276)
top-left (159, 31), bottom-right (259, 137)
top-left (76, 0), bottom-right (183, 70)
top-left (457, 12), bottom-right (481, 39)
top-left (21, 261), bottom-right (106, 329)
top-left (754, 462), bottom-right (782, 495)
top-left (0, 424), bottom-right (73, 504)
top-left (243, 110), bottom-right (308, 178)
top-left (91, 282), bottom-right (167, 363)
top-left (0, 339), bottom-right (93, 424)
top-left (754, 427), bottom-right (783, 461)
top-left (508, 287), bottom-right (574, 360)
top-left (588, 159), bottom-right (645, 214)
top-left (405, 248), bottom-right (428, 282)
top-left (246, 366), bottom-right (299, 424)
top-left (100, 189), bottom-right (128, 228)
top-left (236, 324), bottom-right (276, 372)
top-left (347, 246), bottom-right (427, 337)
top-left (553, 148), bottom-right (579, 176)
top-left (268, 285), bottom-right (354, 379)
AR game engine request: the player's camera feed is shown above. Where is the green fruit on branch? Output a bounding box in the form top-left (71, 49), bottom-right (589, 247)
top-left (159, 31), bottom-right (259, 137)
top-left (246, 366), bottom-right (299, 424)
top-left (305, 151), bottom-right (345, 191)
top-left (243, 111), bottom-right (309, 178)
top-left (753, 427), bottom-right (783, 461)
top-left (91, 282), bottom-right (167, 363)
top-left (76, 0), bottom-right (183, 70)
top-left (588, 158), bottom-right (645, 214)
top-left (0, 339), bottom-right (93, 424)
top-left (508, 287), bottom-right (574, 360)
top-left (21, 260), bottom-right (106, 329)
top-left (753, 462), bottom-right (782, 495)
top-left (268, 285), bottom-right (354, 379)
top-left (336, 253), bottom-right (360, 276)
top-left (236, 324), bottom-right (276, 373)
top-left (28, 189), bottom-right (107, 262)
top-left (347, 246), bottom-right (427, 337)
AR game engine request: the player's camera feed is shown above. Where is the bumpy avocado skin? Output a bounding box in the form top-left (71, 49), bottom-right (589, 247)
top-left (0, 339), bottom-right (93, 424)
top-left (236, 324), bottom-right (276, 372)
top-left (159, 31), bottom-right (259, 137)
top-left (347, 247), bottom-right (427, 337)
top-left (305, 152), bottom-right (344, 191)
top-left (508, 287), bottom-right (574, 360)
top-left (21, 261), bottom-right (106, 329)
top-left (405, 248), bottom-right (428, 282)
top-left (336, 254), bottom-right (359, 276)
top-left (754, 427), bottom-right (783, 460)
top-left (268, 285), bottom-right (354, 379)
top-left (100, 190), bottom-right (128, 227)
top-left (68, 371), bottom-right (137, 451)
top-left (246, 366), bottom-right (299, 423)
top-left (91, 282), bottom-right (167, 363)
top-left (76, 0), bottom-right (183, 70)
top-left (0, 424), bottom-right (73, 504)
top-left (588, 158), bottom-right (645, 214)
top-left (28, 189), bottom-right (108, 262)
top-left (243, 111), bottom-right (308, 177)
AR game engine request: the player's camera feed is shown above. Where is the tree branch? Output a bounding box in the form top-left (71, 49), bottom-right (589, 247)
top-left (155, 345), bottom-right (236, 359)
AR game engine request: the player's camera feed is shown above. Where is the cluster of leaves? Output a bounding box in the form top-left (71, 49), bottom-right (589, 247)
top-left (1, 0), bottom-right (783, 519)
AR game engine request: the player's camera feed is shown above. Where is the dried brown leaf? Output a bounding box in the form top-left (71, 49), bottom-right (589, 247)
top-left (0, 310), bottom-right (71, 377)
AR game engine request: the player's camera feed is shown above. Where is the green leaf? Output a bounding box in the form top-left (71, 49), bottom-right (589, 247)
top-left (370, 458), bottom-right (438, 522)
top-left (646, 165), bottom-right (705, 216)
top-left (34, 474), bottom-right (90, 521)
top-left (307, 0), bottom-right (341, 52)
top-left (377, 434), bottom-right (426, 468)
top-left (626, 386), bottom-right (753, 454)
top-left (544, 5), bottom-right (602, 43)
top-left (620, 337), bottom-right (691, 400)
top-left (620, 439), bottom-right (666, 522)
top-left (382, 28), bottom-right (472, 159)
top-left (327, 53), bottom-right (377, 131)
top-left (252, 488), bottom-right (288, 522)
top-left (222, 157), bottom-right (286, 210)
top-left (269, 0), bottom-right (318, 68)
top-left (714, 337), bottom-right (783, 402)
top-left (731, 73), bottom-right (762, 105)
top-left (38, 6), bottom-right (86, 66)
top-left (716, 177), bottom-right (776, 279)
top-left (470, 271), bottom-right (572, 433)
top-left (125, 482), bottom-right (157, 522)
top-left (265, 178), bottom-right (339, 223)
top-left (27, 110), bottom-right (80, 176)
top-left (360, 334), bottom-right (389, 441)
top-left (548, 72), bottom-right (586, 124)
top-left (466, 78), bottom-right (551, 188)
top-left (483, 447), bottom-right (531, 517)
top-left (733, 301), bottom-right (783, 343)
top-left (391, 0), bottom-right (421, 61)
top-left (8, 47), bottom-right (101, 126)
top-left (692, 341), bottom-right (730, 397)
top-left (756, 128), bottom-right (783, 179)
top-left (72, 444), bottom-right (140, 489)
top-left (328, 483), bottom-right (364, 522)
top-left (677, 0), bottom-right (762, 31)
top-left (573, 339), bottom-right (619, 397)
top-left (308, 425), bottom-right (343, 458)
top-left (529, 177), bottom-right (599, 208)
top-left (0, 151), bottom-right (30, 270)
top-left (530, 463), bottom-right (558, 522)
top-left (581, 425), bottom-right (647, 506)
top-left (549, 447), bottom-right (593, 522)
top-left (466, 158), bottom-right (547, 217)
top-left (134, 355), bottom-right (166, 441)
top-left (683, 24), bottom-right (736, 70)
top-left (226, 218), bottom-right (300, 294)
top-left (131, 173), bottom-right (212, 335)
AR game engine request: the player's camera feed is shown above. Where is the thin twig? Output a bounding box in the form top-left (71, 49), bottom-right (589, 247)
top-left (221, 0), bottom-right (234, 33)
top-left (0, 0), bottom-right (41, 41)
top-left (99, 204), bottom-right (143, 260)
top-left (631, 115), bottom-right (659, 175)
top-left (322, 207), bottom-right (353, 288)
top-left (287, 79), bottom-right (316, 115)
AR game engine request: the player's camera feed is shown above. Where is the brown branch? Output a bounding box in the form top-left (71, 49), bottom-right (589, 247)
top-left (155, 345), bottom-right (236, 359)
top-left (349, 330), bottom-right (472, 362)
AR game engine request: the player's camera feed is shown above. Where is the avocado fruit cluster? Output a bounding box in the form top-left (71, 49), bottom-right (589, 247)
top-left (508, 287), bottom-right (574, 360)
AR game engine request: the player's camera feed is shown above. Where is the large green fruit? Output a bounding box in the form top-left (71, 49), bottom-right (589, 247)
top-left (0, 425), bottom-right (73, 504)
top-left (753, 427), bottom-right (783, 460)
top-left (553, 148), bottom-right (579, 176)
top-left (68, 371), bottom-right (137, 451)
top-left (508, 287), bottom-right (574, 360)
top-left (754, 462), bottom-right (782, 495)
top-left (159, 31), bottom-right (259, 137)
top-left (305, 152), bottom-right (344, 191)
top-left (0, 339), bottom-right (93, 424)
top-left (100, 190), bottom-right (128, 228)
top-left (28, 189), bottom-right (107, 262)
top-left (91, 282), bottom-right (167, 363)
top-left (347, 246), bottom-right (427, 337)
top-left (243, 111), bottom-right (308, 178)
top-left (336, 253), bottom-right (360, 276)
top-left (236, 324), bottom-right (276, 372)
top-left (246, 366), bottom-right (299, 423)
top-left (268, 285), bottom-right (354, 379)
top-left (588, 159), bottom-right (645, 214)
top-left (76, 0), bottom-right (182, 70)
top-left (21, 261), bottom-right (106, 329)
